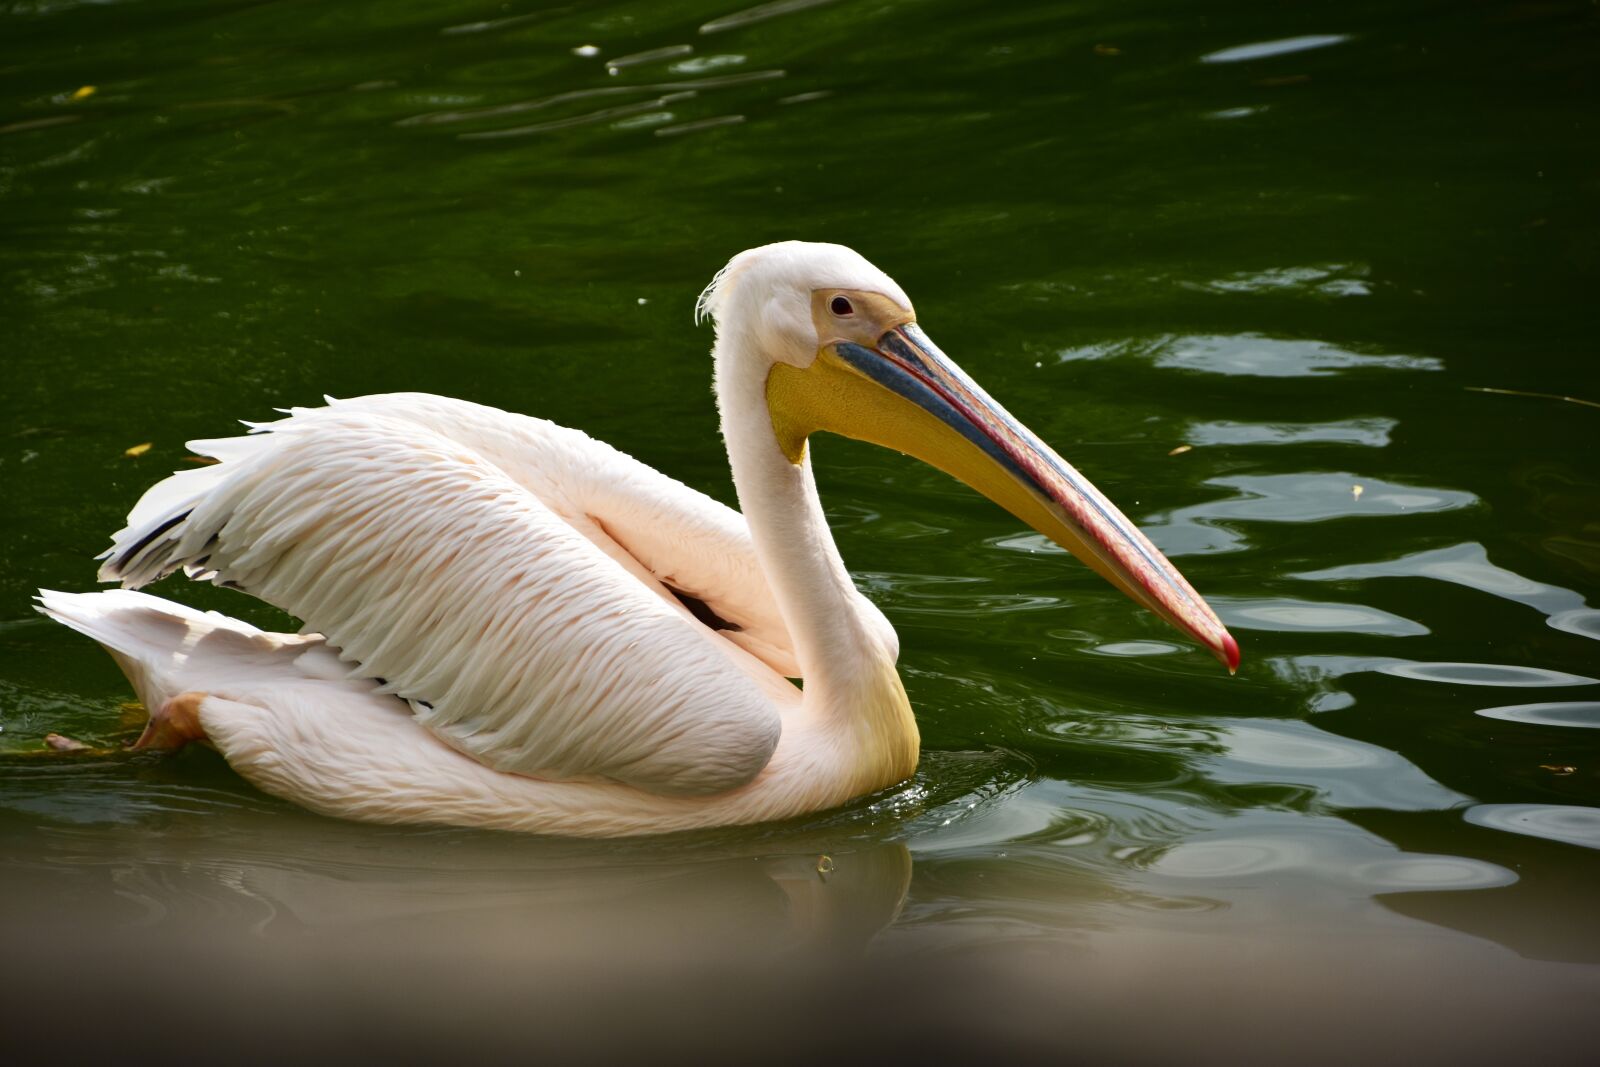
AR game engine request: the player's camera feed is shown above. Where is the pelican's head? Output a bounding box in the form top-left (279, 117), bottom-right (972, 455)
top-left (700, 241), bottom-right (1238, 673)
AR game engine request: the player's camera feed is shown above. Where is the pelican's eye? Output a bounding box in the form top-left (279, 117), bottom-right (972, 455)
top-left (829, 295), bottom-right (854, 316)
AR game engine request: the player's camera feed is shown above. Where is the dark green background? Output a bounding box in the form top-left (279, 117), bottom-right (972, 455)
top-left (3, 0), bottom-right (1598, 1059)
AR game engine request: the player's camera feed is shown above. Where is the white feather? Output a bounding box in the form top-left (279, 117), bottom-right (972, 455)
top-left (99, 399), bottom-right (802, 796)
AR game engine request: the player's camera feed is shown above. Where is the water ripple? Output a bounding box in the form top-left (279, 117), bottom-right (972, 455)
top-left (857, 572), bottom-right (1061, 616)
top-left (1148, 818), bottom-right (1515, 893)
top-left (606, 45), bottom-right (695, 72)
top-left (1215, 595), bottom-right (1427, 636)
top-left (1348, 856), bottom-right (1514, 891)
top-left (460, 93), bottom-right (700, 140)
top-left (1202, 719), bottom-right (1469, 811)
top-left (1271, 654), bottom-right (1599, 714)
top-left (1152, 835), bottom-right (1316, 876)
top-left (1475, 701), bottom-right (1600, 729)
top-left (397, 71), bottom-right (785, 129)
top-left (1187, 263), bottom-right (1370, 297)
top-left (1156, 334), bottom-right (1440, 377)
top-left (1185, 417), bottom-right (1395, 448)
top-left (1089, 640), bottom-right (1185, 659)
top-left (655, 114), bottom-right (746, 137)
top-left (701, 0), bottom-right (841, 35)
top-left (1296, 541), bottom-right (1600, 642)
top-left (1201, 34), bottom-right (1353, 64)
top-left (441, 12), bottom-right (549, 36)
top-left (1465, 804), bottom-right (1600, 851)
top-left (1145, 473), bottom-right (1477, 557)
top-left (1549, 608), bottom-right (1600, 641)
top-left (1057, 333), bottom-right (1441, 377)
top-left (1380, 661), bottom-right (1596, 688)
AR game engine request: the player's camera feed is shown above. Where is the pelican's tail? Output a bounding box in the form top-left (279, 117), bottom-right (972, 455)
top-left (35, 589), bottom-right (263, 714)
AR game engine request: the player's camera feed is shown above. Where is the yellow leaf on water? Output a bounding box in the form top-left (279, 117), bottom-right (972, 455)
top-left (124, 442), bottom-right (152, 457)
top-left (118, 701), bottom-right (147, 729)
top-left (1168, 444), bottom-right (1193, 456)
top-left (1351, 484), bottom-right (1365, 501)
top-left (70, 85), bottom-right (96, 101)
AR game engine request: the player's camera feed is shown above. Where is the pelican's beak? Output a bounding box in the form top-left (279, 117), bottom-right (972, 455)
top-left (766, 289), bottom-right (1238, 673)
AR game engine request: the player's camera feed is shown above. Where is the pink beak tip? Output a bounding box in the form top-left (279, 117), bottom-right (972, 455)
top-left (1219, 630), bottom-right (1241, 675)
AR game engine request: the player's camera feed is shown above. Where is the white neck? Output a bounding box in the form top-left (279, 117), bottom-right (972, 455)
top-left (715, 337), bottom-right (891, 705)
top-left (710, 307), bottom-right (919, 795)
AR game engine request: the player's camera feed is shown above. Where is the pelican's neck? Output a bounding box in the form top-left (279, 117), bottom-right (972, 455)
top-left (713, 332), bottom-right (900, 705)
top-left (712, 313), bottom-right (919, 794)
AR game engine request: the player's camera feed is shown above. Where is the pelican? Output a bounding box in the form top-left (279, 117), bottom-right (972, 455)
top-left (39, 242), bottom-right (1236, 836)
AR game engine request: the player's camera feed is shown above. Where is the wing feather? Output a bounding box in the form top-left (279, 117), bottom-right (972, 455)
top-left (101, 405), bottom-right (783, 796)
top-left (304, 394), bottom-right (802, 677)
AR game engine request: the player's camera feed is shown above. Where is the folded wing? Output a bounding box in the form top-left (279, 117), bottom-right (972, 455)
top-left (100, 397), bottom-right (794, 796)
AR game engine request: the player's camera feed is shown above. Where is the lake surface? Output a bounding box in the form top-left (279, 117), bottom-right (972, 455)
top-left (3, 0), bottom-right (1598, 1060)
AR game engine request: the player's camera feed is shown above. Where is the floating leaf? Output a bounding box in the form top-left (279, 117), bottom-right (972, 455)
top-left (70, 85), bottom-right (96, 102)
top-left (118, 701), bottom-right (147, 729)
top-left (1168, 444), bottom-right (1193, 456)
top-left (45, 733), bottom-right (89, 752)
top-left (124, 442), bottom-right (152, 457)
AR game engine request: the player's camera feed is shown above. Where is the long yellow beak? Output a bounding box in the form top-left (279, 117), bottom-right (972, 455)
top-left (767, 304), bottom-right (1238, 673)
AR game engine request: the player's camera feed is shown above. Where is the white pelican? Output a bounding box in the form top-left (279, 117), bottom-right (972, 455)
top-left (40, 242), bottom-right (1236, 836)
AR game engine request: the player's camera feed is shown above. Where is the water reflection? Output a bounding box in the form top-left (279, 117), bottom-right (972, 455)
top-left (398, 70), bottom-right (785, 137)
top-left (1476, 701), bottom-right (1600, 729)
top-left (701, 0), bottom-right (843, 35)
top-left (1215, 595), bottom-right (1427, 636)
top-left (1272, 654), bottom-right (1598, 710)
top-left (1465, 804), bottom-right (1600, 851)
top-left (991, 472), bottom-right (1478, 561)
top-left (1089, 639), bottom-right (1183, 658)
top-left (1199, 718), bottom-right (1467, 812)
top-left (1144, 814), bottom-right (1512, 894)
top-left (1297, 541), bottom-right (1600, 642)
top-left (1200, 34), bottom-right (1352, 65)
top-left (1380, 660), bottom-right (1597, 688)
top-left (1144, 473), bottom-right (1477, 557)
top-left (1057, 333), bottom-right (1443, 376)
top-left (858, 571), bottom-right (1063, 616)
top-left (1188, 263), bottom-right (1371, 297)
top-left (606, 45), bottom-right (696, 72)
top-left (2, 801), bottom-right (914, 960)
top-left (1155, 335), bottom-right (1440, 377)
top-left (1356, 805), bottom-right (1600, 966)
top-left (1185, 417), bottom-right (1395, 448)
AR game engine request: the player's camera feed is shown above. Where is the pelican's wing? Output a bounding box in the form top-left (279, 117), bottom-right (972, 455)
top-left (98, 402), bottom-right (789, 796)
top-left (295, 394), bottom-right (799, 677)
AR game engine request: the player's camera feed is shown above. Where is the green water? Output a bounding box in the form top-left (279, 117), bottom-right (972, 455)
top-left (3, 0), bottom-right (1599, 1059)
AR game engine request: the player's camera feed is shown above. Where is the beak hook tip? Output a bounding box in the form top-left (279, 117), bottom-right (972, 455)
top-left (1220, 631), bottom-right (1241, 675)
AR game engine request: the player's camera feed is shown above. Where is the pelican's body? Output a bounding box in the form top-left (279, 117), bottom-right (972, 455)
top-left (41, 242), bottom-right (1234, 836)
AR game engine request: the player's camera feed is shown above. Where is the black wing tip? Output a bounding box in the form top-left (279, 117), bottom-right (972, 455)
top-left (102, 509), bottom-right (194, 585)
